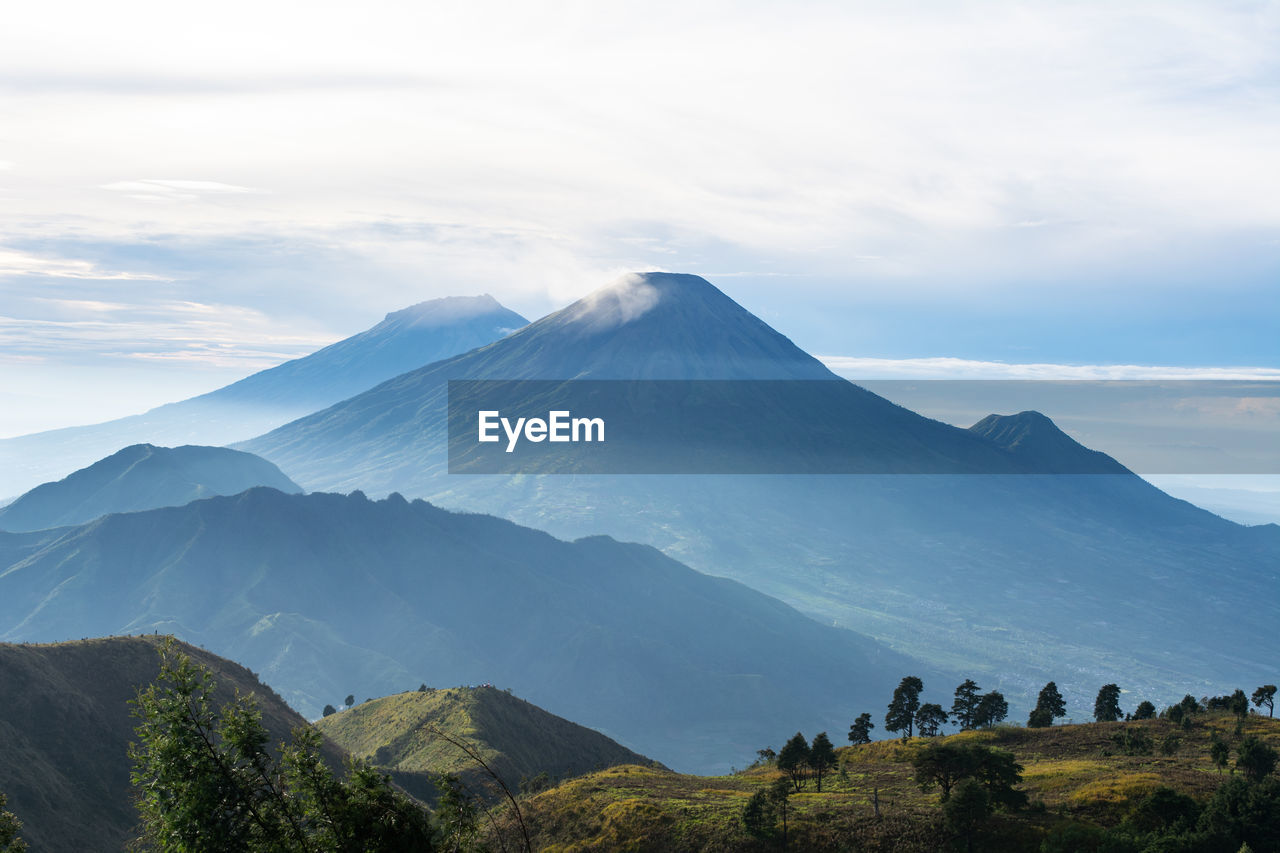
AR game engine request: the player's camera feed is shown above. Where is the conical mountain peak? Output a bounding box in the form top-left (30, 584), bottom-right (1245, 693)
top-left (970, 411), bottom-right (1129, 474)
top-left (469, 271), bottom-right (834, 379)
top-left (381, 294), bottom-right (509, 328)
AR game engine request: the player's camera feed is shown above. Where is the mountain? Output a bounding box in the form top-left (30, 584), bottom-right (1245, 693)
top-left (0, 295), bottom-right (527, 498)
top-left (0, 444), bottom-right (300, 532)
top-left (237, 272), bottom-right (1280, 713)
top-left (0, 635), bottom-right (344, 853)
top-left (315, 686), bottom-right (658, 799)
top-left (969, 410), bottom-right (1129, 474)
top-left (241, 272), bottom-right (1021, 490)
top-left (0, 487), bottom-right (932, 773)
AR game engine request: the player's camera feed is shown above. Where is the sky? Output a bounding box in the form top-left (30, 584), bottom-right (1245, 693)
top-left (2, 0), bottom-right (1279, 437)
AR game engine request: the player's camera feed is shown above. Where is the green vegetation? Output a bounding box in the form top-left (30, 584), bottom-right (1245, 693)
top-left (505, 706), bottom-right (1280, 851)
top-left (1095, 683), bottom-right (1123, 722)
top-left (847, 712), bottom-right (875, 745)
top-left (1253, 684), bottom-right (1276, 717)
top-left (313, 685), bottom-right (654, 801)
top-left (1028, 682), bottom-right (1066, 728)
top-left (0, 793), bottom-right (25, 853)
top-left (886, 676), bottom-right (924, 740)
top-left (130, 642), bottom-right (435, 852)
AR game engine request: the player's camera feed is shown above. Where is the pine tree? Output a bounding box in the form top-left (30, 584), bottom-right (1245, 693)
top-left (848, 712), bottom-right (875, 745)
top-left (1094, 684), bottom-right (1123, 722)
top-left (916, 703), bottom-right (948, 737)
top-left (886, 676), bottom-right (924, 740)
top-left (777, 732), bottom-right (811, 791)
top-left (951, 680), bottom-right (981, 731)
top-left (809, 732), bottom-right (838, 792)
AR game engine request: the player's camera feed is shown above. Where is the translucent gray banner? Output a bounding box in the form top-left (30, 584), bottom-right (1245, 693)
top-left (446, 379), bottom-right (1280, 475)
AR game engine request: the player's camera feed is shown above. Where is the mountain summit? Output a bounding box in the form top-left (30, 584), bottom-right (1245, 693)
top-left (969, 411), bottom-right (1130, 474)
top-left (422, 272), bottom-right (836, 380)
top-left (240, 271), bottom-right (1022, 489)
top-left (0, 444), bottom-right (301, 532)
top-left (0, 295), bottom-right (528, 497)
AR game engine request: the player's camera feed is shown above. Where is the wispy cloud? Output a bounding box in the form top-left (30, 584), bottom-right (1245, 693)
top-left (99, 179), bottom-right (262, 202)
top-left (0, 249), bottom-right (169, 280)
top-left (818, 356), bottom-right (1280, 381)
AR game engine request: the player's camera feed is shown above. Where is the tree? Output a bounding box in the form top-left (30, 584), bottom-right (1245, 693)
top-left (847, 712), bottom-right (874, 745)
top-left (1094, 683), bottom-right (1123, 722)
top-left (1132, 700), bottom-right (1157, 720)
top-left (973, 691), bottom-right (1008, 728)
top-left (433, 774), bottom-right (481, 852)
top-left (1034, 682), bottom-right (1066, 723)
top-left (130, 642), bottom-right (434, 852)
top-left (808, 732), bottom-right (838, 792)
top-left (777, 732), bottom-right (811, 791)
top-left (1211, 736), bottom-right (1232, 774)
top-left (323, 704), bottom-right (338, 717)
top-left (913, 742), bottom-right (975, 800)
top-left (912, 742), bottom-right (1024, 810)
top-left (886, 676), bottom-right (923, 740)
top-left (951, 680), bottom-right (981, 731)
top-left (770, 777), bottom-right (792, 849)
top-left (1252, 685), bottom-right (1276, 718)
top-left (345, 694), bottom-right (355, 709)
top-left (944, 778), bottom-right (990, 853)
top-left (915, 703), bottom-right (948, 737)
top-left (741, 788), bottom-right (776, 840)
top-left (0, 792), bottom-right (25, 853)
top-left (1027, 707), bottom-right (1053, 728)
top-left (1237, 736), bottom-right (1278, 784)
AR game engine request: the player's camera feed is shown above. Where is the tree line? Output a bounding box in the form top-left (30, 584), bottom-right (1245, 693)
top-left (841, 676), bottom-right (1279, 744)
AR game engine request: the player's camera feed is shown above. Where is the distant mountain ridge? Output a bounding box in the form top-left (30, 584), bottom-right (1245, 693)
top-left (235, 271), bottom-right (1280, 713)
top-left (0, 486), bottom-right (930, 773)
top-left (0, 295), bottom-right (528, 497)
top-left (0, 444), bottom-right (300, 532)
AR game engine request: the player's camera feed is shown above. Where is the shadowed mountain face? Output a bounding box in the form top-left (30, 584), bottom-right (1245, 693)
top-left (0, 487), bottom-right (931, 774)
top-left (0, 295), bottom-right (527, 498)
top-left (0, 444), bottom-right (301, 532)
top-left (316, 686), bottom-right (658, 802)
top-left (239, 272), bottom-right (1280, 712)
top-left (0, 636), bottom-right (343, 853)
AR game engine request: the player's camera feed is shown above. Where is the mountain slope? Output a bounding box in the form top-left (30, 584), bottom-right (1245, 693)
top-left (0, 635), bottom-right (344, 853)
top-left (241, 272), bottom-right (1022, 491)
top-left (316, 686), bottom-right (657, 797)
top-left (0, 487), bottom-right (932, 773)
top-left (0, 295), bottom-right (527, 497)
top-left (236, 272), bottom-right (1280, 714)
top-left (0, 444), bottom-right (300, 532)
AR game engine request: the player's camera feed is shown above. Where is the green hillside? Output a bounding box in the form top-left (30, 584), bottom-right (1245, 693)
top-left (506, 712), bottom-right (1280, 852)
top-left (316, 686), bottom-right (658, 798)
top-left (0, 635), bottom-right (345, 853)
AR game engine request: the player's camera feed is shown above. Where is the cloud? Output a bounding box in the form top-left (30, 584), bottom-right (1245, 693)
top-left (817, 356), bottom-right (1280, 381)
top-left (0, 249), bottom-right (169, 280)
top-left (99, 179), bottom-right (262, 202)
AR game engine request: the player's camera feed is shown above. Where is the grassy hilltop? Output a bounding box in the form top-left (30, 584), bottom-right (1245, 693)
top-left (508, 712), bottom-right (1280, 852)
top-left (315, 685), bottom-right (658, 801)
